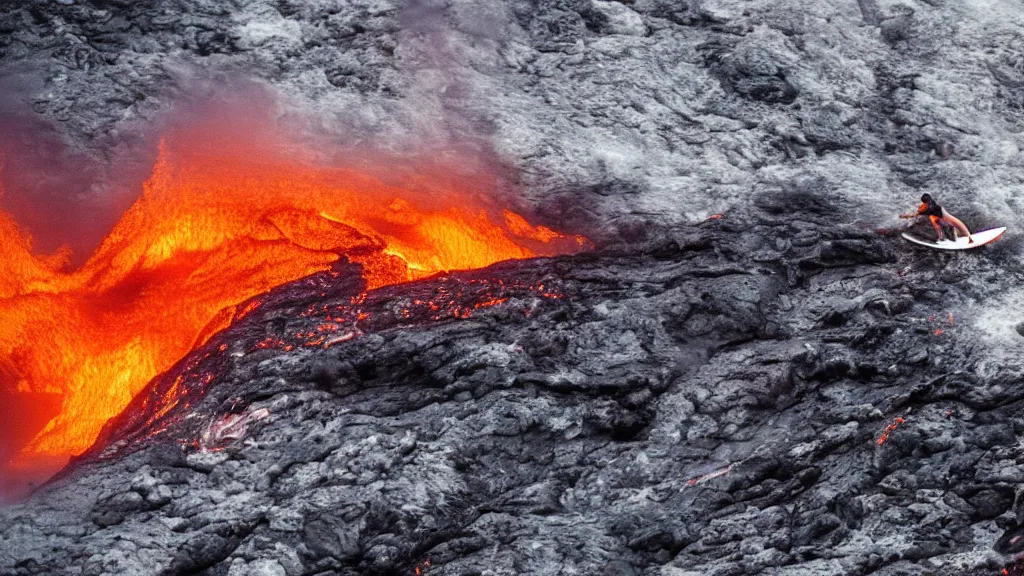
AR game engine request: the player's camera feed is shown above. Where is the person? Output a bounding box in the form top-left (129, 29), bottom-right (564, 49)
top-left (900, 193), bottom-right (974, 243)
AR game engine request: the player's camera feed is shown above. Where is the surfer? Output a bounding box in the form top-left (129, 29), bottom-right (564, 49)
top-left (899, 193), bottom-right (974, 244)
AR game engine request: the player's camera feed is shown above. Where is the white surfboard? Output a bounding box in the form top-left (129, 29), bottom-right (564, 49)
top-left (902, 226), bottom-right (1006, 250)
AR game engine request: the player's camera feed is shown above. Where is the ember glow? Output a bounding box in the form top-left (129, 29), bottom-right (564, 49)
top-left (255, 277), bottom-right (562, 353)
top-left (875, 416), bottom-right (906, 446)
top-left (0, 130), bottom-right (588, 482)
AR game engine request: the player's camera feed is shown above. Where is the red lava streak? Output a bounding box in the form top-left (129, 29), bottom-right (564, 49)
top-left (254, 278), bottom-right (560, 352)
top-left (876, 416), bottom-right (906, 446)
top-left (0, 128), bottom-right (589, 481)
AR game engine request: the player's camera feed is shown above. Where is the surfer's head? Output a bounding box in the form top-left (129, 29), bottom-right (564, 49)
top-left (921, 193), bottom-right (933, 204)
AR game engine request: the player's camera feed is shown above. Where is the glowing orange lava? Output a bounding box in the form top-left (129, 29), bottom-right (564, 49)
top-left (0, 132), bottom-right (587, 480)
top-left (875, 416), bottom-right (906, 446)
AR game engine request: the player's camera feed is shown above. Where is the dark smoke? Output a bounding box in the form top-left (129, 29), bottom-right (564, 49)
top-left (0, 72), bottom-right (156, 267)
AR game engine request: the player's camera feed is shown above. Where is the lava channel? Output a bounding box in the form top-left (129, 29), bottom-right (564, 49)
top-left (0, 130), bottom-right (588, 493)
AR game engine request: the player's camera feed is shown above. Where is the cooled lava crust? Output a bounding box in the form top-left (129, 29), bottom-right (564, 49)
top-left (4, 196), bottom-right (1024, 575)
top-left (5, 0), bottom-right (1024, 574)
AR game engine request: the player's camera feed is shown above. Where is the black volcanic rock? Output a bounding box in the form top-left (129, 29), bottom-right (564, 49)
top-left (4, 0), bottom-right (1024, 575)
top-left (2, 201), bottom-right (1023, 575)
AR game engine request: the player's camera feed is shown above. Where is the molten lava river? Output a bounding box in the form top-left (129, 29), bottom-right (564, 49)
top-left (0, 135), bottom-right (587, 489)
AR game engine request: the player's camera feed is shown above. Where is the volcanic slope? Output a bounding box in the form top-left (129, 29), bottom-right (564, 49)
top-left (3, 196), bottom-right (1024, 576)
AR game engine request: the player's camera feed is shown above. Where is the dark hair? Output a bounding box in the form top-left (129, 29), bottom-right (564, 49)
top-left (921, 193), bottom-right (933, 203)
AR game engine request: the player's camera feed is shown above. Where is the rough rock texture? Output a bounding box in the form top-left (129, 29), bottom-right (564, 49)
top-left (3, 199), bottom-right (1024, 575)
top-left (3, 0), bottom-right (1024, 234)
top-left (3, 0), bottom-right (1024, 575)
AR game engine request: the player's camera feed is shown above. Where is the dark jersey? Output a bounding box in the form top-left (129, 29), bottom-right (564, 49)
top-left (917, 199), bottom-right (943, 218)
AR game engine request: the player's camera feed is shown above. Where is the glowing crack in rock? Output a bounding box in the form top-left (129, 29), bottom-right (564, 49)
top-left (875, 415), bottom-right (906, 446)
top-left (250, 278), bottom-right (565, 353)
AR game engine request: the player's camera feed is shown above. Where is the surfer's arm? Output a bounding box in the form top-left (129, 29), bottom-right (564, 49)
top-left (899, 203), bottom-right (928, 219)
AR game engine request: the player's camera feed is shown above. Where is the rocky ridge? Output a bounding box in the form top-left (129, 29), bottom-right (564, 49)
top-left (3, 197), bottom-right (1024, 575)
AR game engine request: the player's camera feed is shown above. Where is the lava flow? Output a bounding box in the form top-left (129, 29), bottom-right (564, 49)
top-left (0, 130), bottom-right (588, 486)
